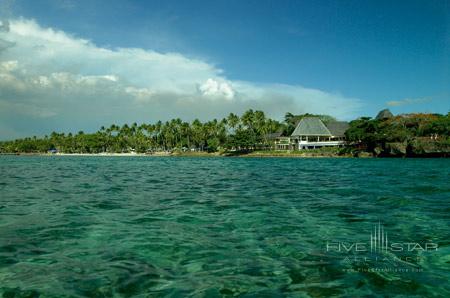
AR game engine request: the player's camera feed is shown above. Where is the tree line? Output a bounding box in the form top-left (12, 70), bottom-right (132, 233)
top-left (0, 110), bottom-right (285, 154)
top-left (0, 109), bottom-right (448, 155)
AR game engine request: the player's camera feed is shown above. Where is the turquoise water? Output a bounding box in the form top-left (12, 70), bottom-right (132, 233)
top-left (0, 156), bottom-right (449, 297)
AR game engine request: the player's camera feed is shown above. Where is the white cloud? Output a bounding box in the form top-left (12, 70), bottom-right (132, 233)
top-left (0, 18), bottom-right (363, 139)
top-left (199, 78), bottom-right (235, 99)
top-left (0, 59), bottom-right (17, 71)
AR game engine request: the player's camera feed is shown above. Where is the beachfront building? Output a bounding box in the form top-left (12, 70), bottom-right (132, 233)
top-left (263, 131), bottom-right (283, 150)
top-left (275, 117), bottom-right (349, 150)
top-left (274, 136), bottom-right (292, 150)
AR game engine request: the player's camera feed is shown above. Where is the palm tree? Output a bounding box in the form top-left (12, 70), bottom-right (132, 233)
top-left (227, 113), bottom-right (240, 132)
top-left (191, 119), bottom-right (204, 151)
top-left (154, 121), bottom-right (162, 150)
top-left (181, 122), bottom-right (192, 149)
top-left (284, 112), bottom-right (295, 125)
top-left (241, 109), bottom-right (255, 130)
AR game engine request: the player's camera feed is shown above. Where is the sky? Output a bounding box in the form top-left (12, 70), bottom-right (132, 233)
top-left (0, 0), bottom-right (449, 139)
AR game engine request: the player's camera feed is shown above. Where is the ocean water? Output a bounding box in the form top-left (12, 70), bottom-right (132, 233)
top-left (0, 156), bottom-right (449, 297)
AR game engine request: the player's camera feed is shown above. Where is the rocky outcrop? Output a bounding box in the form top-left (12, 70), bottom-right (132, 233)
top-left (354, 151), bottom-right (373, 158)
top-left (408, 138), bottom-right (449, 157)
top-left (385, 142), bottom-right (408, 156)
top-left (369, 138), bottom-right (449, 157)
top-left (375, 109), bottom-right (394, 120)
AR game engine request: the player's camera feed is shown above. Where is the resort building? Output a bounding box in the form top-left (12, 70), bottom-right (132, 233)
top-left (275, 117), bottom-right (349, 150)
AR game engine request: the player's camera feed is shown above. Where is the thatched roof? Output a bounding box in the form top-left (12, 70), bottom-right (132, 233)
top-left (291, 117), bottom-right (331, 136)
top-left (291, 117), bottom-right (350, 137)
top-left (265, 132), bottom-right (283, 140)
top-left (376, 109), bottom-right (394, 120)
top-left (326, 121), bottom-right (349, 137)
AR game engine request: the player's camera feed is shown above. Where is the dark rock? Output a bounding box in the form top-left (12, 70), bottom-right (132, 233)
top-left (354, 151), bottom-right (372, 158)
top-left (385, 142), bottom-right (407, 156)
top-left (375, 109), bottom-right (394, 120)
top-left (409, 138), bottom-right (450, 156)
top-left (374, 147), bottom-right (383, 156)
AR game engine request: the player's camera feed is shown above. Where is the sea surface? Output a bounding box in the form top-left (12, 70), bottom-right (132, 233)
top-left (0, 156), bottom-right (449, 297)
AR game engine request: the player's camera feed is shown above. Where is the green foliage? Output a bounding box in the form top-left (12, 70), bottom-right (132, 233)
top-left (345, 118), bottom-right (382, 151)
top-left (0, 109), bottom-right (283, 154)
top-left (419, 113), bottom-right (450, 136)
top-left (225, 129), bottom-right (258, 150)
top-left (345, 113), bottom-right (450, 155)
top-left (1, 110), bottom-right (448, 156)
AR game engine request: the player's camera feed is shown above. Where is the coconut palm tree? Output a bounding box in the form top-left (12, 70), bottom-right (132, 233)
top-left (227, 113), bottom-right (240, 132)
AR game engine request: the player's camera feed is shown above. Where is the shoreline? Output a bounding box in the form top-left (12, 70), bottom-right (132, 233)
top-left (0, 151), bottom-right (352, 158)
top-left (1, 151), bottom-right (447, 158)
top-left (0, 151), bottom-right (363, 158)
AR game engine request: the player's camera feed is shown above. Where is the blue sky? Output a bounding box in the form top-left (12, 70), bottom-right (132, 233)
top-left (0, 0), bottom-right (448, 138)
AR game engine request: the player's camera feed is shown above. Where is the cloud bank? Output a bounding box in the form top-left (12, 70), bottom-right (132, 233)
top-left (0, 18), bottom-right (362, 139)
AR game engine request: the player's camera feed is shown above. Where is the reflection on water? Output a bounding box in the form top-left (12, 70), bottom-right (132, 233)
top-left (0, 156), bottom-right (449, 297)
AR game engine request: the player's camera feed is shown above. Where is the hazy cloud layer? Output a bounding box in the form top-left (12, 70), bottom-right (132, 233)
top-left (386, 97), bottom-right (431, 107)
top-left (0, 18), bottom-right (362, 139)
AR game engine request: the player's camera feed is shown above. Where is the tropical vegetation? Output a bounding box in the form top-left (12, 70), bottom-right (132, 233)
top-left (0, 110), bottom-right (284, 154)
top-left (345, 112), bottom-right (450, 156)
top-left (0, 109), bottom-right (449, 157)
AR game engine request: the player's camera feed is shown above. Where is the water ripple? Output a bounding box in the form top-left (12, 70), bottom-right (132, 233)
top-left (0, 156), bottom-right (449, 297)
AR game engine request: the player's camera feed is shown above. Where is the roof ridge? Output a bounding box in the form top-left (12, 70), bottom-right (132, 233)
top-left (291, 117), bottom-right (332, 136)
